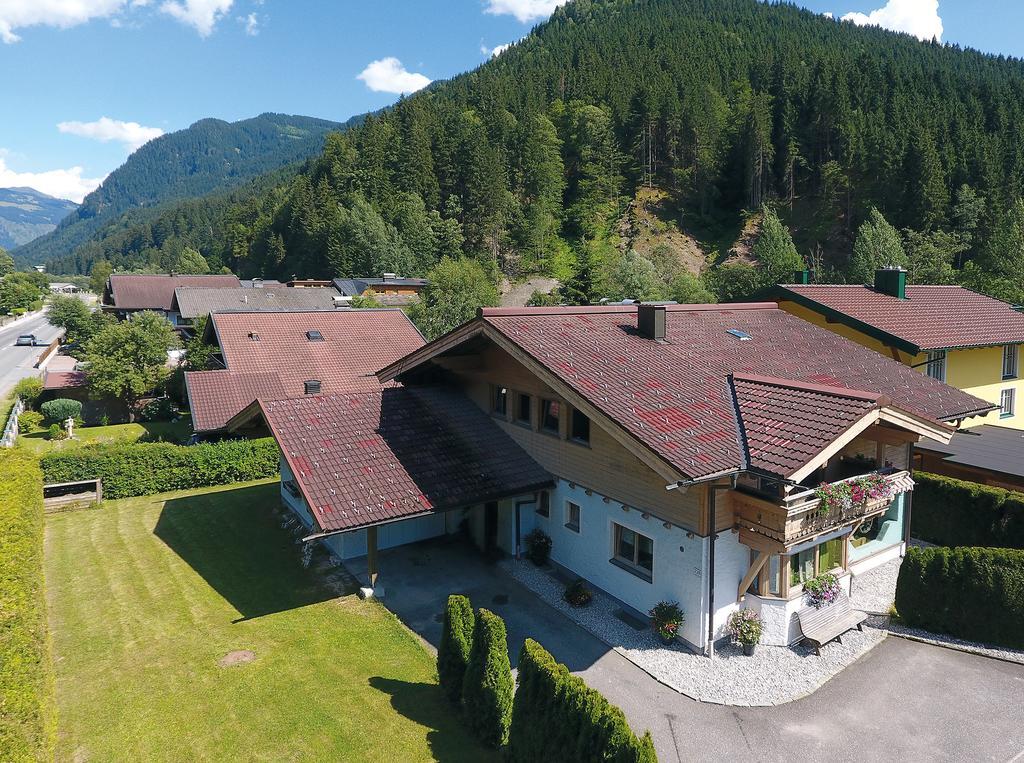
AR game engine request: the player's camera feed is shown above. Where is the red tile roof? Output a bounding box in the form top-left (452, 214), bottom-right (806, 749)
top-left (778, 284), bottom-right (1024, 352)
top-left (731, 374), bottom-right (883, 477)
top-left (383, 304), bottom-right (991, 482)
top-left (42, 370), bottom-right (86, 390)
top-left (186, 309), bottom-right (425, 432)
top-left (262, 387), bottom-right (551, 533)
top-left (106, 274), bottom-right (241, 311)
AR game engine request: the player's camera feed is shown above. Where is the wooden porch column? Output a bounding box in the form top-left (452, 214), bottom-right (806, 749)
top-left (367, 525), bottom-right (379, 589)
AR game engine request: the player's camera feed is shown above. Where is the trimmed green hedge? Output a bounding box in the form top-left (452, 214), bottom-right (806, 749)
top-left (895, 546), bottom-right (1024, 650)
top-left (510, 638), bottom-right (656, 763)
top-left (911, 472), bottom-right (1024, 549)
top-left (438, 594), bottom-right (475, 705)
top-left (40, 437), bottom-right (280, 499)
top-left (461, 608), bottom-right (513, 749)
top-left (0, 450), bottom-right (55, 761)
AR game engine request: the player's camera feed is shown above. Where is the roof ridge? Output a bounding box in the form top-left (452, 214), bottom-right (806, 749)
top-left (731, 373), bottom-right (885, 404)
top-left (479, 302), bottom-right (777, 317)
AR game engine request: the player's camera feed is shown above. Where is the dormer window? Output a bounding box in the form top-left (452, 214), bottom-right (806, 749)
top-left (306, 330), bottom-right (324, 341)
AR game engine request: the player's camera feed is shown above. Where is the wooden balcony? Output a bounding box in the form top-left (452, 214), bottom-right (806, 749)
top-left (731, 469), bottom-right (912, 552)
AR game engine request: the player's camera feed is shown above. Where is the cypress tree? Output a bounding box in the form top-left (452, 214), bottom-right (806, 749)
top-left (437, 594), bottom-right (474, 705)
top-left (461, 608), bottom-right (513, 749)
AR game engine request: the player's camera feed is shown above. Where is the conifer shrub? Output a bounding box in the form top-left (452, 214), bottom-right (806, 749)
top-left (509, 638), bottom-right (656, 762)
top-left (39, 398), bottom-right (82, 423)
top-left (895, 546), bottom-right (1024, 650)
top-left (911, 472), bottom-right (1024, 549)
top-left (437, 594), bottom-right (475, 705)
top-left (461, 608), bottom-right (513, 748)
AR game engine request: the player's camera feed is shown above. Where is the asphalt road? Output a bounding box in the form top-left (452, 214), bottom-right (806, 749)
top-left (0, 310), bottom-right (62, 397)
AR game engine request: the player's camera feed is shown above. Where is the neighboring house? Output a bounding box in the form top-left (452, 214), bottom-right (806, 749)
top-left (332, 275), bottom-right (428, 306)
top-left (101, 274), bottom-right (241, 325)
top-left (171, 286), bottom-right (346, 326)
top-left (775, 268), bottom-right (1024, 430)
top-left (231, 302), bottom-right (989, 652)
top-left (913, 425), bottom-right (1024, 493)
top-left (48, 282), bottom-right (80, 294)
top-left (184, 308), bottom-right (425, 435)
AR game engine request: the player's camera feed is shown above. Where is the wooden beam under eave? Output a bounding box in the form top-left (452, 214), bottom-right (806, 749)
top-left (860, 424), bottom-right (920, 447)
top-left (738, 551), bottom-right (769, 601)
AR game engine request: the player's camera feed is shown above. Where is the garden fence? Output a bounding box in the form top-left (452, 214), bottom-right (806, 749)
top-left (1, 398), bottom-right (25, 448)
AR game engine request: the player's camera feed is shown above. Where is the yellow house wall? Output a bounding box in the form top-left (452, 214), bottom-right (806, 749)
top-left (777, 299), bottom-right (1019, 429)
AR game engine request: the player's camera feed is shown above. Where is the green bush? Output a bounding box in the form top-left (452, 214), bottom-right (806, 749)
top-left (46, 423), bottom-right (66, 441)
top-left (461, 608), bottom-right (513, 749)
top-left (40, 437), bottom-right (280, 499)
top-left (438, 595), bottom-right (475, 705)
top-left (17, 411), bottom-right (44, 434)
top-left (509, 639), bottom-right (656, 763)
top-left (39, 398), bottom-right (82, 424)
top-left (0, 450), bottom-right (55, 760)
top-left (12, 377), bottom-right (43, 409)
top-left (911, 472), bottom-right (1024, 549)
top-left (895, 546), bottom-right (1024, 650)
top-left (138, 397), bottom-right (176, 422)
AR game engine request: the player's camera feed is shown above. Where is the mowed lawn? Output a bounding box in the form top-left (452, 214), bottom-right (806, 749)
top-left (22, 417), bottom-right (193, 453)
top-left (44, 479), bottom-right (490, 761)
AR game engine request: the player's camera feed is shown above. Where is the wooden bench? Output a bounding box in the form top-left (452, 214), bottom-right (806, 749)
top-left (796, 592), bottom-right (868, 655)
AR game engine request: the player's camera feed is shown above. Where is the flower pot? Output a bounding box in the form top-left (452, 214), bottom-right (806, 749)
top-left (742, 642), bottom-right (756, 656)
top-left (658, 633), bottom-right (675, 646)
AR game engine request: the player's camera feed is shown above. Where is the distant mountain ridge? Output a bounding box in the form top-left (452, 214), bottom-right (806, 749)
top-left (13, 112), bottom-right (353, 266)
top-left (0, 187), bottom-right (77, 249)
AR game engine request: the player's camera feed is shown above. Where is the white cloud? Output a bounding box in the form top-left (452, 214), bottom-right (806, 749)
top-left (357, 57), bottom-right (431, 95)
top-left (0, 0), bottom-right (130, 44)
top-left (57, 117), bottom-right (164, 151)
top-left (841, 0), bottom-right (942, 42)
top-left (239, 11), bottom-right (258, 36)
top-left (481, 41), bottom-right (512, 57)
top-left (159, 0), bottom-right (232, 37)
top-left (823, 11), bottom-right (834, 19)
top-left (0, 155), bottom-right (105, 203)
top-left (484, 0), bottom-right (565, 24)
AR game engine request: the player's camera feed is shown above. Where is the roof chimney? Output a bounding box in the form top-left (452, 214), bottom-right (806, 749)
top-left (874, 267), bottom-right (907, 299)
top-left (792, 269), bottom-right (814, 285)
top-left (637, 303), bottom-right (667, 342)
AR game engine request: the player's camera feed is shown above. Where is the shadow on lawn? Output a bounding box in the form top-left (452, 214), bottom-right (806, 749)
top-left (368, 677), bottom-right (498, 763)
top-left (154, 482), bottom-right (336, 621)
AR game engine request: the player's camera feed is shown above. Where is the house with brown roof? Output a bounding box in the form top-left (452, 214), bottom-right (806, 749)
top-left (170, 286), bottom-right (346, 325)
top-left (101, 273), bottom-right (241, 326)
top-left (232, 301), bottom-right (990, 652)
top-left (185, 308), bottom-right (425, 435)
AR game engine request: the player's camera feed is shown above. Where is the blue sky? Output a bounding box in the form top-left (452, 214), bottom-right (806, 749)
top-left (0, 0), bottom-right (1020, 203)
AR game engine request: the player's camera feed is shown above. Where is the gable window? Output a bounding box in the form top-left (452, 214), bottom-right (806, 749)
top-left (306, 330), bottom-right (324, 341)
top-left (612, 523), bottom-right (653, 580)
top-left (571, 408), bottom-right (590, 444)
top-left (536, 490), bottom-right (550, 518)
top-left (1003, 344), bottom-right (1019, 380)
top-left (491, 385), bottom-right (508, 417)
top-left (1001, 388), bottom-right (1016, 418)
top-left (516, 393), bottom-right (532, 426)
top-left (541, 399), bottom-right (561, 434)
top-left (565, 501), bottom-right (581, 532)
top-left (925, 350), bottom-right (946, 382)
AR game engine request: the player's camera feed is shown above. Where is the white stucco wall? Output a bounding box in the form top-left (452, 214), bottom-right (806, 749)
top-left (710, 531), bottom-right (753, 642)
top-left (748, 572), bottom-right (853, 645)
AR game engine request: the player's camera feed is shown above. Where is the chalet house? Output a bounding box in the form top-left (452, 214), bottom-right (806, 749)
top-left (101, 274), bottom-right (241, 326)
top-left (185, 308), bottom-right (424, 436)
top-left (171, 286), bottom-right (346, 328)
top-left (332, 275), bottom-right (429, 306)
top-left (232, 302), bottom-right (990, 652)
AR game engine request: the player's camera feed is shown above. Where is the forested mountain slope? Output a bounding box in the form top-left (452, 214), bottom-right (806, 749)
top-left (14, 112), bottom-right (352, 268)
top-left (43, 0), bottom-right (1024, 305)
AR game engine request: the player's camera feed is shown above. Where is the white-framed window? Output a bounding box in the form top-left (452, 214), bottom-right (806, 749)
top-left (1001, 388), bottom-right (1016, 419)
top-left (925, 350), bottom-right (947, 382)
top-left (565, 501), bottom-right (581, 532)
top-left (1003, 344), bottom-right (1019, 380)
top-left (612, 523), bottom-right (653, 579)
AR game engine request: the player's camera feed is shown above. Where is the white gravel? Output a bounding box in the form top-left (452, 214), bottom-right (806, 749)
top-left (502, 558), bottom-right (887, 706)
top-left (849, 558), bottom-right (900, 614)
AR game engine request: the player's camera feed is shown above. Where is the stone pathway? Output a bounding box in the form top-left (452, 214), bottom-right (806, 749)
top-left (502, 558), bottom-right (887, 706)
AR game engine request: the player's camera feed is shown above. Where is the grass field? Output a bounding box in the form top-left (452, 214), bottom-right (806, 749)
top-left (21, 416), bottom-right (192, 453)
top-left (44, 480), bottom-right (490, 761)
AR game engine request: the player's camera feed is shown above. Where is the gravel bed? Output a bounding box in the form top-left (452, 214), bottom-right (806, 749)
top-left (886, 624), bottom-right (1024, 664)
top-left (849, 558), bottom-right (900, 614)
top-left (502, 558), bottom-right (887, 706)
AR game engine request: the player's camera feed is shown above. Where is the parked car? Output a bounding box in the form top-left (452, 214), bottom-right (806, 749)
top-left (15, 334), bottom-right (37, 347)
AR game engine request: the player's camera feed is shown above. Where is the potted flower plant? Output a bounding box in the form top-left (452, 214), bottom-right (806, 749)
top-left (803, 571), bottom-right (841, 609)
top-left (727, 609), bottom-right (764, 656)
top-left (524, 528), bottom-right (552, 567)
top-left (649, 601), bottom-right (684, 645)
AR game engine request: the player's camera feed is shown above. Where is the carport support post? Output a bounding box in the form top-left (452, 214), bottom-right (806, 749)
top-left (367, 526), bottom-right (379, 589)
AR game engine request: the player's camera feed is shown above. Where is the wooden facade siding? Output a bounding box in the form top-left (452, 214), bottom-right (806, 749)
top-left (433, 345), bottom-right (706, 532)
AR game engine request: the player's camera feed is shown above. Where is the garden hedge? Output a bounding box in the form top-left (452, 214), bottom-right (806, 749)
top-left (509, 638), bottom-right (656, 763)
top-left (911, 472), bottom-right (1024, 549)
top-left (895, 546), bottom-right (1024, 650)
top-left (461, 608), bottom-right (513, 748)
top-left (438, 594), bottom-right (475, 705)
top-left (0, 450), bottom-right (55, 761)
top-left (40, 437), bottom-right (280, 499)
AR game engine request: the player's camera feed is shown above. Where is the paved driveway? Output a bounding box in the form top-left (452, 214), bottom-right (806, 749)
top-left (377, 538), bottom-right (1024, 762)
